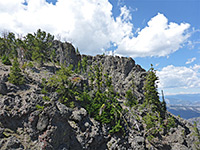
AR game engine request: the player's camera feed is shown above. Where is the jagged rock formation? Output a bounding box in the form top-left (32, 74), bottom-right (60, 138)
top-left (84, 55), bottom-right (146, 103)
top-left (0, 41), bottom-right (199, 150)
top-left (52, 40), bottom-right (81, 68)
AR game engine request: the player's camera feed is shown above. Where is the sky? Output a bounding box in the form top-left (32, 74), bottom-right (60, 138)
top-left (0, 0), bottom-right (199, 95)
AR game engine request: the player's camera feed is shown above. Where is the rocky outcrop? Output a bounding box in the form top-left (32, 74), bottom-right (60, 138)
top-left (0, 81), bottom-right (7, 95)
top-left (188, 117), bottom-right (200, 130)
top-left (0, 42), bottom-right (199, 150)
top-left (83, 55), bottom-right (146, 103)
top-left (52, 41), bottom-right (146, 102)
top-left (0, 88), bottom-right (198, 149)
top-left (52, 40), bottom-right (81, 68)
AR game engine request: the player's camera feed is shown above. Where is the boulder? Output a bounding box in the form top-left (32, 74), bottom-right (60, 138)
top-left (70, 108), bottom-right (87, 122)
top-left (3, 136), bottom-right (24, 149)
top-left (0, 81), bottom-right (7, 95)
top-left (37, 114), bottom-right (49, 131)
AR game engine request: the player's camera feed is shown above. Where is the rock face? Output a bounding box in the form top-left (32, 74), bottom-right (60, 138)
top-left (0, 81), bottom-right (7, 95)
top-left (85, 55), bottom-right (146, 103)
top-left (0, 42), bottom-right (199, 150)
top-left (0, 90), bottom-right (198, 150)
top-left (52, 40), bottom-right (81, 68)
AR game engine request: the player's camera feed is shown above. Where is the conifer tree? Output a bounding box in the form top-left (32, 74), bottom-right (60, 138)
top-left (47, 65), bottom-right (73, 103)
top-left (143, 64), bottom-right (160, 112)
top-left (76, 47), bottom-right (80, 54)
top-left (88, 65), bottom-right (95, 89)
top-left (1, 55), bottom-right (12, 65)
top-left (81, 57), bottom-right (88, 73)
top-left (0, 32), bottom-right (17, 58)
top-left (8, 58), bottom-right (24, 85)
top-left (31, 29), bottom-right (54, 66)
top-left (161, 90), bottom-right (167, 113)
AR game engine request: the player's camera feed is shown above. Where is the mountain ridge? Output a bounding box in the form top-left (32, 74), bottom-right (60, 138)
top-left (0, 30), bottom-right (199, 149)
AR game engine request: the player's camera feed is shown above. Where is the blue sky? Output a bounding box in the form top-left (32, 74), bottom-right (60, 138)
top-left (108, 0), bottom-right (200, 67)
top-left (0, 0), bottom-right (199, 95)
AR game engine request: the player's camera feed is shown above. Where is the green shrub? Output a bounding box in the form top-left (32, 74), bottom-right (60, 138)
top-left (1, 55), bottom-right (12, 65)
top-left (42, 96), bottom-right (50, 101)
top-left (166, 116), bottom-right (176, 130)
top-left (109, 120), bottom-right (122, 134)
top-left (41, 78), bottom-right (48, 94)
top-left (36, 104), bottom-right (44, 110)
top-left (8, 58), bottom-right (24, 85)
top-left (125, 89), bottom-right (137, 107)
top-left (21, 61), bottom-right (33, 70)
top-left (192, 122), bottom-right (200, 148)
top-left (21, 62), bottom-right (27, 70)
top-left (69, 101), bottom-right (75, 108)
top-left (143, 113), bottom-right (157, 129)
top-left (47, 65), bottom-right (73, 104)
top-left (27, 61), bottom-right (34, 68)
top-left (147, 134), bottom-right (154, 142)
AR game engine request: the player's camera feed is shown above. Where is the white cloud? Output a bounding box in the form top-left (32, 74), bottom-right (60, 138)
top-left (187, 28), bottom-right (200, 50)
top-left (117, 0), bottom-right (125, 6)
top-left (116, 13), bottom-right (190, 57)
top-left (0, 0), bottom-right (190, 57)
top-left (0, 0), bottom-right (134, 55)
top-left (157, 65), bottom-right (200, 91)
top-left (186, 57), bottom-right (196, 64)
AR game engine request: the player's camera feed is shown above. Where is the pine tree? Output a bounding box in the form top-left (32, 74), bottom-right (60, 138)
top-left (47, 65), bottom-right (73, 103)
top-left (0, 32), bottom-right (17, 58)
top-left (81, 57), bottom-right (88, 73)
top-left (76, 47), bottom-right (80, 54)
top-left (143, 64), bottom-right (160, 112)
top-left (31, 29), bottom-right (54, 66)
top-left (1, 55), bottom-right (12, 65)
top-left (161, 90), bottom-right (167, 113)
top-left (8, 58), bottom-right (24, 85)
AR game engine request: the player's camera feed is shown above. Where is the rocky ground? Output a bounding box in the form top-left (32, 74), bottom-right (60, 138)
top-left (0, 42), bottom-right (200, 149)
top-left (188, 117), bottom-right (200, 130)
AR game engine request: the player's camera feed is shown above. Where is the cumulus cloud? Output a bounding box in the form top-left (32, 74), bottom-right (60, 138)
top-left (0, 0), bottom-right (190, 57)
top-left (186, 57), bottom-right (196, 64)
top-left (116, 13), bottom-right (190, 57)
top-left (0, 0), bottom-right (134, 55)
top-left (157, 65), bottom-right (200, 90)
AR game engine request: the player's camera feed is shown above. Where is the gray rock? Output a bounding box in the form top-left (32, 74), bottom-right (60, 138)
top-left (0, 43), bottom-right (199, 150)
top-left (171, 143), bottom-right (188, 150)
top-left (56, 102), bottom-right (70, 117)
top-left (70, 108), bottom-right (87, 122)
top-left (85, 55), bottom-right (146, 102)
top-left (0, 81), bottom-right (7, 95)
top-left (4, 136), bottom-right (24, 149)
top-left (134, 136), bottom-right (144, 145)
top-left (7, 83), bottom-right (19, 93)
top-left (37, 114), bottom-right (49, 131)
top-left (0, 127), bottom-right (4, 138)
top-left (52, 40), bottom-right (80, 68)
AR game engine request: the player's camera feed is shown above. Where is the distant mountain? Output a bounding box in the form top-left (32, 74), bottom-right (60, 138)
top-left (165, 94), bottom-right (200, 106)
top-left (164, 94), bottom-right (200, 119)
top-left (167, 105), bottom-right (200, 119)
